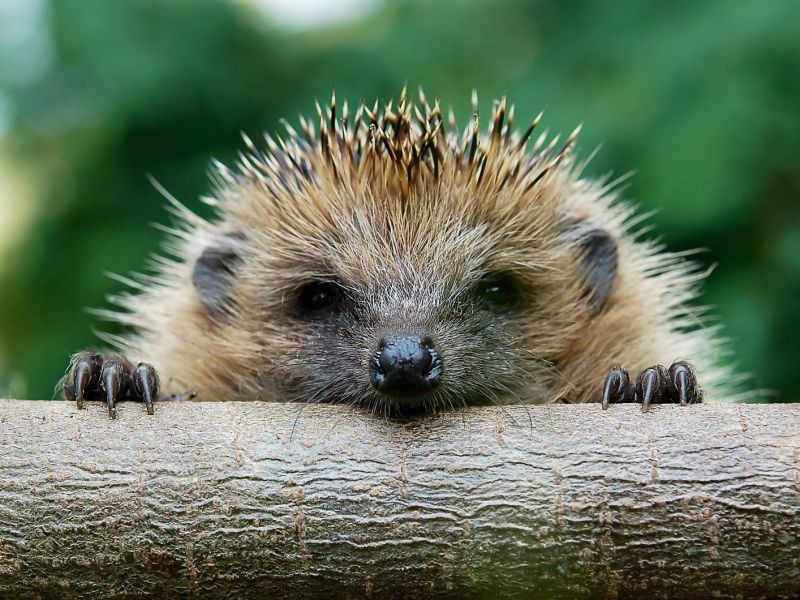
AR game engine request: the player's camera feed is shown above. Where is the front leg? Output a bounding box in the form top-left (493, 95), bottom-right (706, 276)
top-left (61, 352), bottom-right (160, 418)
top-left (601, 360), bottom-right (702, 412)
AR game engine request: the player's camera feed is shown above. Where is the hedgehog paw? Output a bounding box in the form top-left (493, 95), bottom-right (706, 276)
top-left (61, 352), bottom-right (161, 418)
top-left (601, 361), bottom-right (702, 413)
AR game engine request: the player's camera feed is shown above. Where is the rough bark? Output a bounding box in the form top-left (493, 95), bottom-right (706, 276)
top-left (0, 400), bottom-right (798, 599)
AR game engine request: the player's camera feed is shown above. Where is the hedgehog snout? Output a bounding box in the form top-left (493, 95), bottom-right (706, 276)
top-left (369, 335), bottom-right (442, 398)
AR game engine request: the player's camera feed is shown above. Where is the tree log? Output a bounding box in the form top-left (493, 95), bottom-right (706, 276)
top-left (0, 400), bottom-right (798, 599)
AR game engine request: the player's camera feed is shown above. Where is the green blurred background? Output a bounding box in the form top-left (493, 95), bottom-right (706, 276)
top-left (0, 0), bottom-right (797, 401)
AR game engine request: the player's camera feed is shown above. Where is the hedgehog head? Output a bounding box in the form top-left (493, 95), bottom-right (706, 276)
top-left (183, 88), bottom-right (617, 413)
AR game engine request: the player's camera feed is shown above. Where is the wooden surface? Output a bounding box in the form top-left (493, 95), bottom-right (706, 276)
top-left (0, 400), bottom-right (798, 599)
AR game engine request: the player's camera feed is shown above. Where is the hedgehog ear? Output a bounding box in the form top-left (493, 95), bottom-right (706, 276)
top-left (193, 231), bottom-right (245, 322)
top-left (561, 220), bottom-right (618, 313)
top-left (578, 227), bottom-right (618, 312)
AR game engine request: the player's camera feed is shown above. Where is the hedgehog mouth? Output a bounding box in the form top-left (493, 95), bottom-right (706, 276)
top-left (369, 389), bottom-right (508, 416)
top-left (280, 369), bottom-right (512, 415)
top-left (373, 389), bottom-right (440, 413)
top-left (292, 384), bottom-right (509, 417)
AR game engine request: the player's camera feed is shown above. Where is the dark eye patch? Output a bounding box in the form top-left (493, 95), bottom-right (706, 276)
top-left (295, 280), bottom-right (348, 319)
top-left (471, 272), bottom-right (523, 312)
top-left (193, 231), bottom-right (245, 322)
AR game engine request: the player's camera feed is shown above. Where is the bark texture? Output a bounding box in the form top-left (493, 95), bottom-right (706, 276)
top-left (0, 400), bottom-right (798, 599)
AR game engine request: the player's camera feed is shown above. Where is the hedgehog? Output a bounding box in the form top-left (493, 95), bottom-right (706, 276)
top-left (60, 88), bottom-right (733, 418)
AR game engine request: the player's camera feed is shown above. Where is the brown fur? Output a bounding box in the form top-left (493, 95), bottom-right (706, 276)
top-left (96, 88), bottom-right (732, 411)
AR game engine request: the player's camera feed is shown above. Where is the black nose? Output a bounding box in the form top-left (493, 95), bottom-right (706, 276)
top-left (370, 335), bottom-right (442, 397)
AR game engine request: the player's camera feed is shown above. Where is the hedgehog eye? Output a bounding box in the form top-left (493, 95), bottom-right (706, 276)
top-left (472, 273), bottom-right (521, 311)
top-left (296, 281), bottom-right (344, 317)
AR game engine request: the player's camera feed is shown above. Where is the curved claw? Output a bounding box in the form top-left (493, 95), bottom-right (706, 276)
top-left (73, 361), bottom-right (92, 410)
top-left (64, 352), bottom-right (102, 409)
top-left (134, 363), bottom-right (160, 415)
top-left (101, 362), bottom-right (125, 420)
top-left (602, 366), bottom-right (631, 409)
top-left (675, 369), bottom-right (688, 405)
top-left (668, 361), bottom-right (701, 405)
top-left (635, 365), bottom-right (669, 413)
top-left (639, 369), bottom-right (657, 413)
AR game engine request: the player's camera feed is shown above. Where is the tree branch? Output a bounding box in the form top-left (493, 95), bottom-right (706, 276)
top-left (0, 401), bottom-right (798, 599)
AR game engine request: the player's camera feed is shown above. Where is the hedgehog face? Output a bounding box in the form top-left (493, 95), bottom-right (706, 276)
top-left (191, 187), bottom-right (612, 414)
top-left (261, 228), bottom-right (536, 414)
top-left (184, 90), bottom-right (619, 412)
top-left (191, 200), bottom-right (620, 413)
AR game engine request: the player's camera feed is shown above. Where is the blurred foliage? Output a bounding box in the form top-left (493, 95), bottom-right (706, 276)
top-left (0, 0), bottom-right (798, 400)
